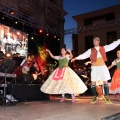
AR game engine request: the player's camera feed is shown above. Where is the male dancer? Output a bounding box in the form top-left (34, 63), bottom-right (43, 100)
top-left (71, 37), bottom-right (120, 104)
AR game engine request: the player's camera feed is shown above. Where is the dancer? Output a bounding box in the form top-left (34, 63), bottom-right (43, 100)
top-left (41, 48), bottom-right (87, 102)
top-left (71, 37), bottom-right (120, 104)
top-left (108, 50), bottom-right (120, 99)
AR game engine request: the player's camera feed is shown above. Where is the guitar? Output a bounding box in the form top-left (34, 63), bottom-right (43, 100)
top-left (32, 70), bottom-right (48, 80)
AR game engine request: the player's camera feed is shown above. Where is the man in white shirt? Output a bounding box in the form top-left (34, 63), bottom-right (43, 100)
top-left (71, 37), bottom-right (120, 104)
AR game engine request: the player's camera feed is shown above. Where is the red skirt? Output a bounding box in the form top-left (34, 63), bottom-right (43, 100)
top-left (109, 69), bottom-right (120, 94)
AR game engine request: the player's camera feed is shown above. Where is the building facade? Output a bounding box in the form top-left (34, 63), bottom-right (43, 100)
top-left (72, 4), bottom-right (120, 64)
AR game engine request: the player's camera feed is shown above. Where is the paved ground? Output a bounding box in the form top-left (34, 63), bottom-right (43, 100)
top-left (0, 95), bottom-right (120, 120)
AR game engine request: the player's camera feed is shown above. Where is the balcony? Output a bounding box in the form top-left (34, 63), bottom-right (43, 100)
top-left (79, 18), bottom-right (120, 32)
top-left (64, 18), bottom-right (120, 35)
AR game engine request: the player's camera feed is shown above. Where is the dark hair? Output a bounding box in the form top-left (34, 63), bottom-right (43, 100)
top-left (60, 47), bottom-right (70, 55)
top-left (60, 47), bottom-right (66, 51)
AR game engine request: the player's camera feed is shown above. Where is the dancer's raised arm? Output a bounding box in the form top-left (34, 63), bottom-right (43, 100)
top-left (71, 49), bottom-right (91, 62)
top-left (46, 49), bottom-right (55, 59)
top-left (104, 39), bottom-right (120, 52)
top-left (67, 49), bottom-right (73, 59)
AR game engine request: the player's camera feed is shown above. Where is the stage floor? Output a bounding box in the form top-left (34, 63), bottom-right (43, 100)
top-left (0, 95), bottom-right (120, 120)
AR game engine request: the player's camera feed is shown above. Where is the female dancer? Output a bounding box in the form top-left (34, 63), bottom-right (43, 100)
top-left (41, 48), bottom-right (87, 102)
top-left (108, 50), bottom-right (120, 98)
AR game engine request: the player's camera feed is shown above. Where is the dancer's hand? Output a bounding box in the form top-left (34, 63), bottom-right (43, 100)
top-left (67, 49), bottom-right (71, 53)
top-left (46, 49), bottom-right (50, 52)
top-left (46, 49), bottom-right (54, 58)
top-left (71, 58), bottom-right (76, 62)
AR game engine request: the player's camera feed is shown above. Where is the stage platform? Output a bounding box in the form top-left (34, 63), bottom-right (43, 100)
top-left (0, 95), bottom-right (120, 120)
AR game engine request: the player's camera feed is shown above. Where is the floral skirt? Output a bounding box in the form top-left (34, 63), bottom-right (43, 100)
top-left (40, 67), bottom-right (87, 94)
top-left (109, 69), bottom-right (120, 94)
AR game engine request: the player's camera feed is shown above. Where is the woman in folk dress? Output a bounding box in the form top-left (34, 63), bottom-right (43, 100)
top-left (40, 48), bottom-right (87, 102)
top-left (108, 50), bottom-right (120, 99)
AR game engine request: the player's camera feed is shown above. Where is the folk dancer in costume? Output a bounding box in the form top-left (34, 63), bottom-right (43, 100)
top-left (108, 50), bottom-right (120, 100)
top-left (41, 48), bottom-right (87, 102)
top-left (71, 37), bottom-right (120, 104)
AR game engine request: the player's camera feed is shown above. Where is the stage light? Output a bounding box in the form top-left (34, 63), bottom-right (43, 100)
top-left (39, 29), bottom-right (43, 33)
top-left (46, 33), bottom-right (49, 36)
top-left (54, 35), bottom-right (56, 39)
top-left (10, 10), bottom-right (14, 15)
top-left (15, 21), bottom-right (18, 24)
top-left (58, 38), bottom-right (60, 41)
top-left (31, 36), bottom-right (34, 40)
top-left (1, 17), bottom-right (4, 20)
top-left (5, 52), bottom-right (12, 59)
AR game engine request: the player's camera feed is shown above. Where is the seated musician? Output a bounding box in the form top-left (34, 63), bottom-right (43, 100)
top-left (29, 62), bottom-right (43, 84)
top-left (22, 66), bottom-right (30, 74)
top-left (21, 60), bottom-right (30, 74)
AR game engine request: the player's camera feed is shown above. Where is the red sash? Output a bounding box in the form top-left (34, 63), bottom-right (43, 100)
top-left (52, 68), bottom-right (66, 81)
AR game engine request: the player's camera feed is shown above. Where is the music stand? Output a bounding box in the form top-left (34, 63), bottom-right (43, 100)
top-left (0, 59), bottom-right (16, 106)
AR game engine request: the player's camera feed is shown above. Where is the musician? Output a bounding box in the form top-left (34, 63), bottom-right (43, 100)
top-left (29, 62), bottom-right (43, 84)
top-left (22, 65), bottom-right (30, 74)
top-left (29, 62), bottom-right (39, 74)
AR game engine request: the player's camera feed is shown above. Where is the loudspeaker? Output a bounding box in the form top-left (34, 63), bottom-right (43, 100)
top-left (17, 74), bottom-right (34, 84)
top-left (0, 59), bottom-right (16, 73)
top-left (7, 84), bottom-right (50, 102)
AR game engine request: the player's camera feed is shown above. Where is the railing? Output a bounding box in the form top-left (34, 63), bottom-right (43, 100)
top-left (64, 18), bottom-right (120, 35)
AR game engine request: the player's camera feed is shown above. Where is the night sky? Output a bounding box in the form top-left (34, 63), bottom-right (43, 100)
top-left (64, 0), bottom-right (120, 50)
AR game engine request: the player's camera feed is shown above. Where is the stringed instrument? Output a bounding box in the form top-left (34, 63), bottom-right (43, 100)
top-left (32, 70), bottom-right (48, 80)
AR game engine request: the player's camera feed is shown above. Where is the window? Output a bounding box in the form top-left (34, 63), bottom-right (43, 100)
top-left (107, 31), bottom-right (117, 44)
top-left (72, 34), bottom-right (78, 56)
top-left (105, 12), bottom-right (115, 21)
top-left (84, 12), bottom-right (115, 26)
top-left (85, 35), bottom-right (93, 50)
top-left (84, 19), bottom-right (92, 26)
top-left (49, 0), bottom-right (57, 4)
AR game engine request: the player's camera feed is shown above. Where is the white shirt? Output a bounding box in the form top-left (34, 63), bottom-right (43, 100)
top-left (112, 59), bottom-right (120, 66)
top-left (76, 39), bottom-right (120, 60)
top-left (54, 55), bottom-right (70, 61)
